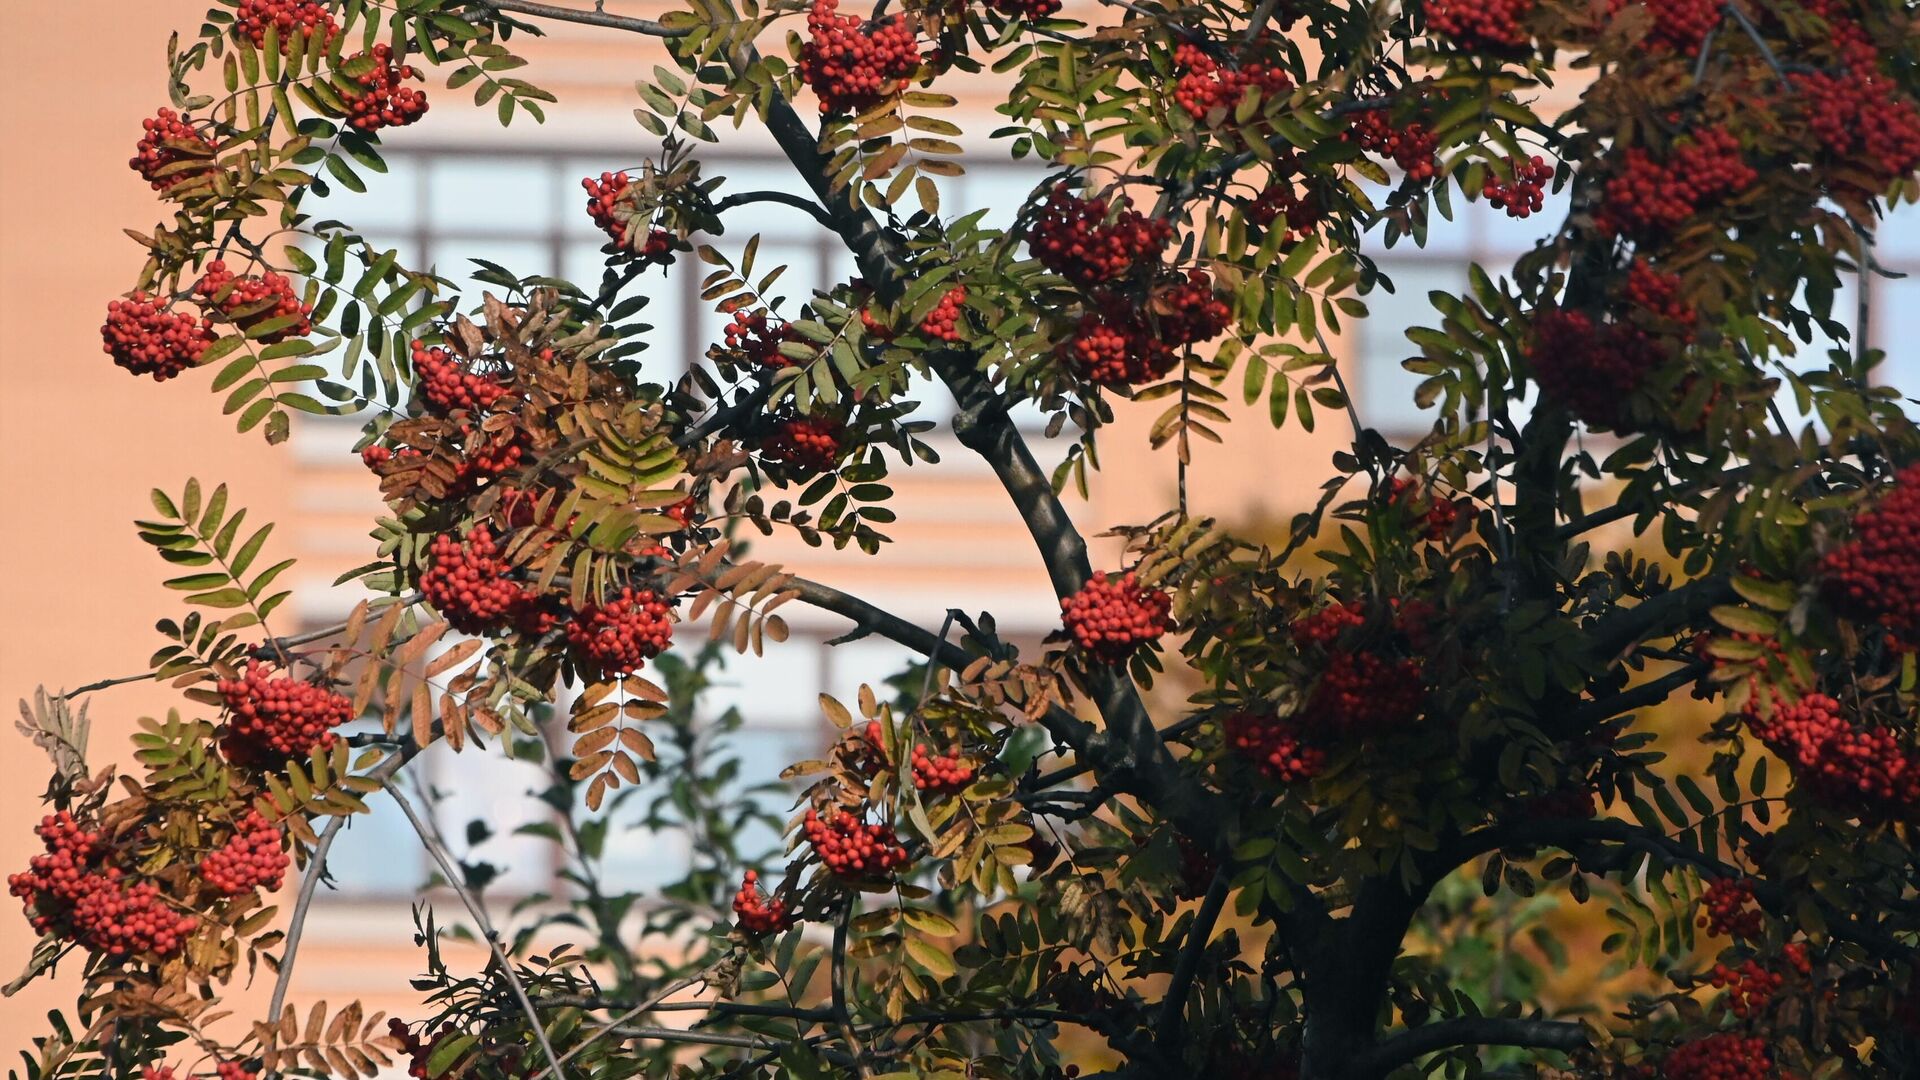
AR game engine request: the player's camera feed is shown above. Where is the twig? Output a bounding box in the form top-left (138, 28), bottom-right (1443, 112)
top-left (712, 189), bottom-right (838, 230)
top-left (524, 968), bottom-right (716, 1080)
top-left (1347, 1017), bottom-right (1589, 1077)
top-left (383, 779), bottom-right (571, 1080)
top-left (474, 0), bottom-right (688, 37)
top-left (1152, 867), bottom-right (1229, 1053)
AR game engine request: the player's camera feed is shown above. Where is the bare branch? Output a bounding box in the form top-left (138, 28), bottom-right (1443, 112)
top-left (469, 0), bottom-right (688, 37)
top-left (1346, 1017), bottom-right (1590, 1078)
top-left (711, 189), bottom-right (838, 229)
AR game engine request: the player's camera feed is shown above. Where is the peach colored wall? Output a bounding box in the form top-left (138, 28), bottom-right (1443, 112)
top-left (0, 0), bottom-right (1382, 1058)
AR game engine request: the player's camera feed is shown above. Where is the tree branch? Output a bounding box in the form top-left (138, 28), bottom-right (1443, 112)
top-left (1345, 1017), bottom-right (1589, 1078)
top-left (470, 0), bottom-right (688, 37)
top-left (711, 189), bottom-right (838, 229)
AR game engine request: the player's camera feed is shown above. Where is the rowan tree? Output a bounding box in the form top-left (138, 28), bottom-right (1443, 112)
top-left (14, 0), bottom-right (1920, 1076)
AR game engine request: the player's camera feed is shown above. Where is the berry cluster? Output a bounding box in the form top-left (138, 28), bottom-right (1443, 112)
top-left (1224, 711), bottom-right (1326, 784)
top-left (199, 810), bottom-right (289, 896)
top-left (216, 1063), bottom-right (259, 1080)
top-left (413, 340), bottom-right (511, 415)
top-left (732, 870), bottom-right (793, 935)
top-left (910, 744), bottom-right (975, 793)
top-left (1302, 648), bottom-right (1425, 735)
top-left (1607, 0), bottom-right (1720, 53)
top-left (1154, 270), bottom-right (1233, 345)
top-left (1482, 155), bottom-right (1552, 218)
top-left (1745, 692), bottom-right (1920, 812)
top-left (194, 261), bottom-right (313, 344)
top-left (102, 293), bottom-right (216, 381)
top-left (1707, 954), bottom-right (1794, 1018)
top-left (760, 417), bottom-right (845, 474)
top-left (1661, 1034), bottom-right (1771, 1080)
top-left (1528, 308), bottom-right (1668, 429)
top-left (1624, 260), bottom-right (1695, 338)
top-left (1059, 303), bottom-right (1176, 387)
top-left (566, 587), bottom-right (674, 678)
top-left (421, 526), bottom-right (534, 635)
top-left (233, 0), bottom-right (339, 52)
top-left (1346, 109), bottom-right (1438, 181)
top-left (1061, 571), bottom-right (1174, 663)
top-left (1822, 463), bottom-right (1920, 645)
top-left (1425, 0), bottom-right (1533, 50)
top-left (337, 46), bottom-right (429, 132)
top-left (799, 0), bottom-right (921, 116)
top-left (920, 286), bottom-right (967, 342)
top-left (803, 807), bottom-right (912, 878)
top-left (1594, 128), bottom-right (1755, 239)
top-left (217, 661), bottom-right (355, 766)
top-left (581, 172), bottom-right (679, 263)
top-left (10, 815), bottom-right (199, 960)
top-left (1028, 185), bottom-right (1172, 289)
top-left (386, 1020), bottom-right (470, 1080)
top-left (1388, 477), bottom-right (1459, 541)
top-left (1247, 180), bottom-right (1324, 242)
top-left (1698, 876), bottom-right (1764, 939)
top-left (1794, 66), bottom-right (1920, 189)
top-left (1172, 833), bottom-right (1218, 900)
top-left (1290, 600), bottom-right (1365, 649)
top-left (131, 109), bottom-right (213, 193)
top-left (1171, 44), bottom-right (1293, 123)
top-left (1521, 784), bottom-right (1599, 820)
top-left (725, 310), bottom-right (802, 370)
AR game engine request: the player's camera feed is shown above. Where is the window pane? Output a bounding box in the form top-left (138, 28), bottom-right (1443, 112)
top-left (1874, 276), bottom-right (1920, 401)
top-left (1474, 188), bottom-right (1569, 256)
top-left (1357, 261), bottom-right (1467, 430)
top-left (307, 153), bottom-right (422, 233)
top-left (701, 637), bottom-right (825, 725)
top-left (427, 158), bottom-right (557, 234)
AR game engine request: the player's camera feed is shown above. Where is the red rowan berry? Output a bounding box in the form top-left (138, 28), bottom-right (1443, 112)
top-left (337, 45), bottom-right (429, 132)
top-left (1247, 180), bottom-right (1324, 242)
top-left (1482, 155), bottom-right (1552, 218)
top-left (1661, 1033), bottom-right (1770, 1080)
top-left (233, 0), bottom-right (339, 52)
top-left (1745, 692), bottom-right (1920, 812)
top-left (1606, 0), bottom-right (1720, 53)
top-left (1224, 711), bottom-right (1326, 784)
top-left (1061, 571), bottom-right (1173, 663)
top-left (911, 744), bottom-right (975, 793)
top-left (1302, 649), bottom-right (1424, 735)
top-left (1153, 270), bottom-right (1232, 346)
top-left (67, 874), bottom-right (200, 959)
top-left (194, 261), bottom-right (312, 344)
top-left (1171, 44), bottom-right (1293, 124)
top-left (1172, 832), bottom-right (1218, 900)
top-left (1708, 957), bottom-right (1785, 1018)
top-left (799, 0), bottom-right (922, 116)
top-left (1528, 308), bottom-right (1669, 429)
top-left (725, 310), bottom-right (801, 369)
top-left (1057, 304), bottom-right (1175, 387)
top-left (421, 526), bottom-right (531, 635)
top-left (1794, 67), bottom-right (1920, 188)
top-left (732, 869), bottom-right (794, 934)
top-left (216, 1062), bottom-right (260, 1080)
top-left (1388, 478), bottom-right (1459, 541)
top-left (412, 339), bottom-right (511, 415)
top-left (102, 293), bottom-right (216, 381)
top-left (920, 286), bottom-right (967, 342)
top-left (199, 810), bottom-right (290, 896)
top-left (760, 417), bottom-right (846, 475)
top-left (566, 586), bottom-right (674, 678)
top-left (1521, 784), bottom-right (1598, 820)
top-left (986, 0), bottom-right (1062, 18)
top-left (217, 661), bottom-right (355, 766)
top-left (1426, 0), bottom-right (1534, 50)
top-left (803, 807), bottom-right (912, 878)
top-left (1346, 109), bottom-right (1438, 180)
top-left (1624, 260), bottom-right (1695, 338)
top-left (1594, 128), bottom-right (1754, 239)
top-left (1289, 600), bottom-right (1365, 649)
top-left (1028, 184), bottom-right (1173, 289)
top-left (131, 108), bottom-right (214, 194)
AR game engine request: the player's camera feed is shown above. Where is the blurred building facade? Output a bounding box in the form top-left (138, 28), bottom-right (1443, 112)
top-left (6, 0), bottom-right (1920, 1058)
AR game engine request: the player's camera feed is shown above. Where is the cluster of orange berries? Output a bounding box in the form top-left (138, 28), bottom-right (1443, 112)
top-left (1425, 0), bottom-right (1534, 50)
top-left (421, 526), bottom-right (538, 635)
top-left (218, 661), bottom-right (355, 767)
top-left (1608, 0), bottom-right (1721, 54)
top-left (919, 286), bottom-right (967, 342)
top-left (194, 261), bottom-right (313, 344)
top-left (1288, 601), bottom-right (1425, 735)
top-left (910, 744), bottom-right (975, 793)
top-left (760, 416), bottom-right (846, 475)
top-left (1624, 260), bottom-right (1696, 337)
top-left (413, 340), bottom-right (511, 415)
top-left (581, 171), bottom-right (679, 263)
top-left (1745, 692), bottom-right (1920, 813)
top-left (1707, 944), bottom-right (1809, 1018)
top-left (731, 869), bottom-right (794, 935)
top-left (338, 45), bottom-right (428, 132)
top-left (1387, 478), bottom-right (1459, 542)
top-left (1224, 711), bottom-right (1326, 784)
top-left (1528, 307), bottom-right (1668, 429)
top-left (1482, 155), bottom-right (1552, 218)
top-left (131, 108), bottom-right (213, 193)
top-left (1170, 44), bottom-right (1293, 123)
top-left (1061, 571), bottom-right (1174, 663)
top-left (1594, 128), bottom-right (1755, 239)
top-left (725, 310), bottom-right (802, 370)
top-left (799, 0), bottom-right (921, 115)
top-left (10, 814), bottom-right (200, 960)
top-left (802, 807), bottom-right (912, 878)
top-left (199, 810), bottom-right (290, 896)
top-left (1698, 876), bottom-right (1764, 939)
top-left (233, 0), bottom-right (338, 51)
top-left (1660, 1033), bottom-right (1771, 1080)
top-left (102, 293), bottom-right (217, 381)
top-left (1794, 41), bottom-right (1920, 186)
top-left (1057, 272), bottom-right (1232, 387)
top-left (1028, 185), bottom-right (1172, 290)
top-left (565, 586), bottom-right (675, 678)
top-left (1821, 463), bottom-right (1920, 645)
top-left (1247, 178), bottom-right (1324, 242)
top-left (1346, 109), bottom-right (1438, 180)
